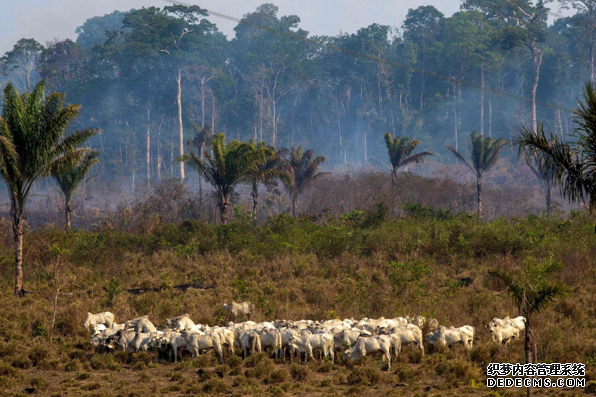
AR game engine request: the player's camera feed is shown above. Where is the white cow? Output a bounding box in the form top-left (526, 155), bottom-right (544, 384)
top-left (389, 324), bottom-right (424, 356)
top-left (425, 325), bottom-right (475, 349)
top-left (486, 319), bottom-right (520, 345)
top-left (152, 330), bottom-right (187, 362)
top-left (165, 314), bottom-right (197, 331)
top-left (83, 312), bottom-right (115, 332)
top-left (125, 316), bottom-right (157, 333)
top-left (333, 329), bottom-right (370, 351)
top-left (222, 301), bottom-right (254, 320)
top-left (181, 331), bottom-right (224, 363)
top-left (289, 332), bottom-right (334, 363)
top-left (258, 329), bottom-right (283, 362)
top-left (237, 329), bottom-right (262, 359)
top-left (343, 335), bottom-right (392, 370)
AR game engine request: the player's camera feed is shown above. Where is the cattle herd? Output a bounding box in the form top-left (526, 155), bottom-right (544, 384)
top-left (83, 302), bottom-right (527, 370)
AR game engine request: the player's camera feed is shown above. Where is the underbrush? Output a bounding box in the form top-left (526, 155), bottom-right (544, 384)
top-left (0, 210), bottom-right (594, 396)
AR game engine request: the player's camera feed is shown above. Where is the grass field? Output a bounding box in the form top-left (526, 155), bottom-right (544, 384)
top-left (0, 207), bottom-right (594, 396)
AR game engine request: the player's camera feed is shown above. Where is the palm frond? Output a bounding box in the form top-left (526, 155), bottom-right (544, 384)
top-left (445, 144), bottom-right (476, 176)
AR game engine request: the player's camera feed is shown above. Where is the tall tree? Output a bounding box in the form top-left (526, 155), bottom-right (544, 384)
top-left (446, 131), bottom-right (507, 218)
top-left (178, 133), bottom-right (268, 224)
top-left (489, 255), bottom-right (568, 397)
top-left (515, 82), bottom-right (596, 212)
top-left (280, 147), bottom-right (327, 217)
top-left (1, 38), bottom-right (44, 92)
top-left (560, 0), bottom-right (596, 82)
top-left (0, 81), bottom-right (97, 296)
top-left (402, 6), bottom-right (444, 111)
top-left (462, 0), bottom-right (549, 132)
top-left (384, 133), bottom-right (433, 183)
top-left (122, 5), bottom-right (217, 181)
top-left (54, 151), bottom-right (100, 228)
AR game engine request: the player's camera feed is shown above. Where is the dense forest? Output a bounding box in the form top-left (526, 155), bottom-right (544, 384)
top-left (1, 0), bottom-right (594, 187)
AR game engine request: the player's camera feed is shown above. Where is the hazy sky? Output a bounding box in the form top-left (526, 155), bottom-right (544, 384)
top-left (0, 0), bottom-right (465, 54)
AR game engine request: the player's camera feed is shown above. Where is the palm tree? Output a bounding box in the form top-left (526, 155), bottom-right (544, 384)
top-left (178, 133), bottom-right (269, 224)
top-left (0, 81), bottom-right (98, 296)
top-left (520, 148), bottom-right (554, 216)
top-left (384, 133), bottom-right (433, 183)
top-left (53, 151), bottom-right (100, 228)
top-left (515, 83), bottom-right (596, 212)
top-left (489, 255), bottom-right (568, 397)
top-left (280, 147), bottom-right (328, 217)
top-left (243, 143), bottom-right (287, 224)
top-left (446, 131), bottom-right (507, 219)
top-left (187, 124), bottom-right (212, 197)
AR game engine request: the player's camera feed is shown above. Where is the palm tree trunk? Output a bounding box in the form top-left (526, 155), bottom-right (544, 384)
top-left (391, 169), bottom-right (396, 184)
top-left (546, 184), bottom-right (552, 216)
top-left (11, 198), bottom-right (24, 297)
top-left (251, 182), bottom-right (258, 226)
top-left (480, 64), bottom-right (484, 136)
top-left (219, 193), bottom-right (228, 224)
top-left (477, 178), bottom-right (482, 220)
top-left (291, 194), bottom-right (298, 217)
top-left (525, 319), bottom-right (532, 397)
top-left (176, 68), bottom-right (185, 181)
top-left (65, 197), bottom-right (72, 228)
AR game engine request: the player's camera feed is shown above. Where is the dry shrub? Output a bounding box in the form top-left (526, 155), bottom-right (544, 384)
top-left (435, 359), bottom-right (482, 388)
top-left (393, 363), bottom-right (423, 386)
top-left (268, 368), bottom-right (288, 384)
top-left (289, 363), bottom-right (309, 381)
top-left (11, 355), bottom-right (32, 369)
top-left (81, 382), bottom-right (102, 391)
top-left (347, 366), bottom-right (382, 385)
top-left (29, 375), bottom-right (49, 391)
top-left (202, 378), bottom-right (227, 394)
top-left (226, 354), bottom-right (242, 369)
top-left (317, 359), bottom-right (333, 373)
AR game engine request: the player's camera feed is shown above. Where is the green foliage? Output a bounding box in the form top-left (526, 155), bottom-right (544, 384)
top-left (516, 83), bottom-right (596, 212)
top-left (103, 277), bottom-right (122, 306)
top-left (178, 133), bottom-right (271, 223)
top-left (384, 133), bottom-right (433, 183)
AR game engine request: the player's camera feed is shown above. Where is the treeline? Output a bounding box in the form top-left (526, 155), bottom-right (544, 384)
top-left (0, 1), bottom-right (593, 184)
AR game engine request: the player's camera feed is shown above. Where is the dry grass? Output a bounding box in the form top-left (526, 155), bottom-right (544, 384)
top-left (0, 203), bottom-right (593, 396)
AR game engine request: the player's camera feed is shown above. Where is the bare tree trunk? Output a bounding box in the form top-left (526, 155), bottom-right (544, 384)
top-left (12, 199), bottom-right (24, 297)
top-left (591, 42), bottom-right (595, 83)
top-left (157, 122), bottom-right (161, 180)
top-left (454, 107), bottom-right (459, 165)
top-left (477, 178), bottom-right (482, 220)
top-left (529, 44), bottom-right (542, 133)
top-left (199, 145), bottom-right (204, 197)
top-left (65, 197), bottom-right (72, 229)
top-left (363, 129), bottom-right (367, 165)
top-left (176, 68), bottom-right (185, 181)
top-left (480, 65), bottom-right (485, 136)
top-left (146, 101), bottom-right (151, 189)
top-left (50, 288), bottom-right (58, 342)
top-left (489, 97), bottom-right (493, 138)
